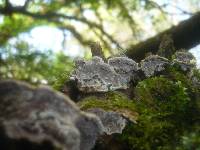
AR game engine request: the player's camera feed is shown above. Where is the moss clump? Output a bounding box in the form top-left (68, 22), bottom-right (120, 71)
top-left (135, 76), bottom-right (190, 113)
top-left (164, 66), bottom-right (191, 85)
top-left (115, 76), bottom-right (199, 150)
top-left (191, 69), bottom-right (200, 80)
top-left (176, 125), bottom-right (200, 150)
top-left (78, 92), bottom-right (138, 122)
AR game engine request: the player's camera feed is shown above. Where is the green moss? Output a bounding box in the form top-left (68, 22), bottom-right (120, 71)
top-left (164, 66), bottom-right (200, 106)
top-left (176, 130), bottom-right (200, 150)
top-left (135, 76), bottom-right (190, 113)
top-left (165, 66), bottom-right (190, 85)
top-left (78, 92), bottom-right (138, 122)
top-left (192, 69), bottom-right (200, 80)
top-left (79, 92), bottom-right (134, 110)
top-left (114, 76), bottom-right (198, 150)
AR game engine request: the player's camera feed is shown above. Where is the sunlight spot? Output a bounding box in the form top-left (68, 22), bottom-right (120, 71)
top-left (156, 0), bottom-right (190, 24)
top-left (10, 0), bottom-right (26, 6)
top-left (29, 26), bottom-right (64, 52)
top-left (0, 15), bottom-right (4, 24)
top-left (65, 44), bottom-right (84, 57)
top-left (190, 44), bottom-right (200, 68)
top-left (8, 25), bottom-right (84, 57)
top-left (83, 10), bottom-right (96, 21)
top-left (41, 79), bottom-right (48, 84)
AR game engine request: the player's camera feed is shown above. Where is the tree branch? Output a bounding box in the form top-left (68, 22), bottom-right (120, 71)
top-left (22, 0), bottom-right (32, 9)
top-left (0, 4), bottom-right (121, 49)
top-left (59, 25), bottom-right (91, 46)
top-left (126, 12), bottom-right (200, 61)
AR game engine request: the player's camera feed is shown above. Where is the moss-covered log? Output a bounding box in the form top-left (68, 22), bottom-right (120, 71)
top-left (68, 50), bottom-right (200, 149)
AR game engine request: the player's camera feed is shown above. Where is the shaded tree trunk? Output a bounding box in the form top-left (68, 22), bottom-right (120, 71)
top-left (126, 12), bottom-right (200, 61)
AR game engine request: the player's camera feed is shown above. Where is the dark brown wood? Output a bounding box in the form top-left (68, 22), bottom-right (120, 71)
top-left (90, 42), bottom-right (106, 60)
top-left (126, 12), bottom-right (200, 61)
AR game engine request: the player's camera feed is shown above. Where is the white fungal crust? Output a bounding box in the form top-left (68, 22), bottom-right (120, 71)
top-left (71, 53), bottom-right (197, 93)
top-left (87, 108), bottom-right (127, 135)
top-left (71, 56), bottom-right (137, 93)
top-left (172, 51), bottom-right (196, 71)
top-left (108, 56), bottom-right (139, 82)
top-left (140, 55), bottom-right (170, 77)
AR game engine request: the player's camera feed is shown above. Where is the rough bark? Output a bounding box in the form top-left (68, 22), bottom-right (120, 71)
top-left (126, 12), bottom-right (200, 61)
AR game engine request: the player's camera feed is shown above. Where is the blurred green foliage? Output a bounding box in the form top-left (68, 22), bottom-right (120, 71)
top-left (0, 15), bottom-right (40, 46)
top-left (0, 40), bottom-right (73, 85)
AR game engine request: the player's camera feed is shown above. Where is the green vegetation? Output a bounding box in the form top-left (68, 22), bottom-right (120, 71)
top-left (79, 92), bottom-right (135, 111)
top-left (177, 129), bottom-right (200, 150)
top-left (80, 67), bottom-right (200, 149)
top-left (135, 76), bottom-right (190, 113)
top-left (79, 92), bottom-right (138, 122)
top-left (0, 41), bottom-right (73, 85)
top-left (116, 68), bottom-right (200, 150)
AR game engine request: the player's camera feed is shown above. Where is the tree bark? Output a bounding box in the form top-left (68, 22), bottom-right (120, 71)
top-left (126, 12), bottom-right (200, 61)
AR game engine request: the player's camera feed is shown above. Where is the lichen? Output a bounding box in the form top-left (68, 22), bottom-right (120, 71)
top-left (87, 108), bottom-right (127, 135)
top-left (172, 51), bottom-right (196, 72)
top-left (140, 55), bottom-right (170, 77)
top-left (70, 56), bottom-right (139, 93)
top-left (70, 52), bottom-right (197, 94)
top-left (108, 57), bottom-right (139, 82)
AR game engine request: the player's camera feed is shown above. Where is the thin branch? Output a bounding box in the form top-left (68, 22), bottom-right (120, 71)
top-left (5, 0), bottom-right (10, 7)
top-left (169, 3), bottom-right (193, 15)
top-left (0, 5), bottom-right (90, 46)
top-left (146, 0), bottom-right (193, 16)
top-left (0, 5), bottom-right (122, 49)
top-left (23, 0), bottom-right (32, 9)
top-left (59, 25), bottom-right (91, 46)
top-left (145, 0), bottom-right (167, 14)
top-left (92, 28), bottom-right (113, 54)
top-left (94, 10), bottom-right (103, 25)
top-left (117, 0), bottom-right (138, 38)
top-left (59, 28), bottom-right (67, 49)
